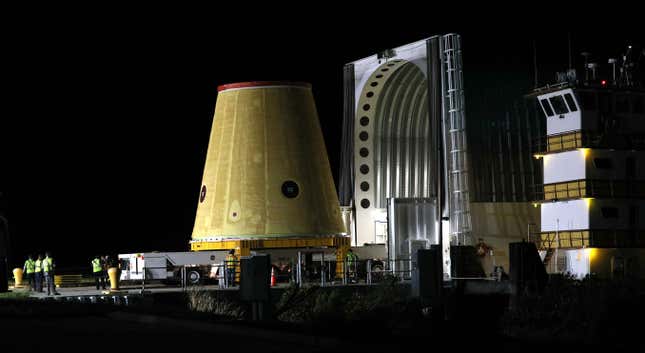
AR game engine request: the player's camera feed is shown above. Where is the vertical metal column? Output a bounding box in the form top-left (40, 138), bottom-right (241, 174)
top-left (296, 251), bottom-right (302, 287)
top-left (320, 252), bottom-right (325, 287)
top-left (441, 34), bottom-right (472, 246)
top-left (339, 64), bottom-right (356, 208)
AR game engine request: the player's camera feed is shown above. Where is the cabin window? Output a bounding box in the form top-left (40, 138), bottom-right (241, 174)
top-left (540, 99), bottom-right (554, 117)
top-left (549, 95), bottom-right (569, 115)
top-left (564, 93), bottom-right (578, 112)
top-left (593, 158), bottom-right (613, 169)
top-left (601, 207), bottom-right (619, 218)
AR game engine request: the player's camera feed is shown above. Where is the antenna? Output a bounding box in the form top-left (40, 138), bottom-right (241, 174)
top-left (588, 62), bottom-right (598, 80)
top-left (533, 40), bottom-right (538, 88)
top-left (581, 52), bottom-right (591, 84)
top-left (608, 58), bottom-right (617, 85)
top-left (568, 32), bottom-right (572, 70)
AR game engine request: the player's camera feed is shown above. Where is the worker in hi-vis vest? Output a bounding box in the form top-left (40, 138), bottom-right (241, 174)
top-left (225, 250), bottom-right (237, 287)
top-left (42, 252), bottom-right (60, 295)
top-left (92, 256), bottom-right (106, 290)
top-left (34, 254), bottom-right (43, 292)
top-left (23, 255), bottom-right (36, 291)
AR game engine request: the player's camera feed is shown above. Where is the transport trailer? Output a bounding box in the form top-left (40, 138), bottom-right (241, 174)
top-left (118, 251), bottom-right (227, 285)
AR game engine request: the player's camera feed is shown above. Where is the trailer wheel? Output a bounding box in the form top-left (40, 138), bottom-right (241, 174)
top-left (187, 270), bottom-right (201, 285)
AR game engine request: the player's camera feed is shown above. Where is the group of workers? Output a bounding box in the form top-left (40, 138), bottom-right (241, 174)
top-left (91, 255), bottom-right (116, 290)
top-left (22, 254), bottom-right (118, 293)
top-left (22, 252), bottom-right (60, 295)
top-left (22, 249), bottom-right (361, 292)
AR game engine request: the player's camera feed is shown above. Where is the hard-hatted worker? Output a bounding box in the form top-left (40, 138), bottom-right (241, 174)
top-left (34, 254), bottom-right (43, 292)
top-left (225, 250), bottom-right (237, 287)
top-left (346, 249), bottom-right (359, 283)
top-left (42, 251), bottom-right (60, 295)
top-left (23, 255), bottom-right (36, 291)
top-left (92, 255), bottom-right (106, 290)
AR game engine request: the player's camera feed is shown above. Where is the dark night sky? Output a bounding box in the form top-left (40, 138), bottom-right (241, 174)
top-left (1, 7), bottom-right (640, 268)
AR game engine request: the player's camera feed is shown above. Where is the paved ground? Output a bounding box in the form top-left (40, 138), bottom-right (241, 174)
top-left (20, 281), bottom-right (366, 299)
top-left (23, 284), bottom-right (235, 299)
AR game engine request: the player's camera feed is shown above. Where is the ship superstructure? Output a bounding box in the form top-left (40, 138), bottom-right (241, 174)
top-left (531, 46), bottom-right (645, 278)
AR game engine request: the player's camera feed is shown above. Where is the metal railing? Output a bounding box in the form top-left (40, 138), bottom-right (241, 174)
top-left (122, 257), bottom-right (431, 291)
top-left (529, 229), bottom-right (645, 249)
top-left (287, 258), bottom-right (417, 287)
top-left (533, 179), bottom-right (645, 201)
top-left (366, 258), bottom-right (416, 284)
top-left (134, 262), bottom-right (238, 293)
top-left (533, 129), bottom-right (645, 154)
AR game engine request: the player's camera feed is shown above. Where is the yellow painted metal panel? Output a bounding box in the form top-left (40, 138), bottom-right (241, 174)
top-left (542, 180), bottom-right (587, 200)
top-left (191, 83), bottom-right (346, 241)
top-left (190, 236), bottom-right (350, 251)
top-left (546, 131), bottom-right (582, 152)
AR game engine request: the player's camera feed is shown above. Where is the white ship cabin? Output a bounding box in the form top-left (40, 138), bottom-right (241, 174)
top-left (537, 87), bottom-right (645, 137)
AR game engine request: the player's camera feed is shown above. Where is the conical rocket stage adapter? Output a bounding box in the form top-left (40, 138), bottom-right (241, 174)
top-left (192, 81), bottom-right (346, 241)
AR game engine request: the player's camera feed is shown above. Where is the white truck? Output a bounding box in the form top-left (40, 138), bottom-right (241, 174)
top-left (118, 251), bottom-right (227, 285)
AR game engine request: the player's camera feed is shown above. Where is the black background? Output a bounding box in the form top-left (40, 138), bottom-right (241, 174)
top-left (1, 6), bottom-right (640, 268)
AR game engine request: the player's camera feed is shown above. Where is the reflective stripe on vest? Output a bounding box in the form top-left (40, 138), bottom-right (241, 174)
top-left (92, 258), bottom-right (102, 272)
top-left (24, 259), bottom-right (36, 274)
top-left (226, 255), bottom-right (236, 267)
top-left (35, 259), bottom-right (42, 272)
top-left (43, 258), bottom-right (53, 272)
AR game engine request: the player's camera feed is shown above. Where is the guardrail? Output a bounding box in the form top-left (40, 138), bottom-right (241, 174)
top-left (115, 257), bottom-right (440, 291)
top-left (533, 179), bottom-right (645, 201)
top-left (529, 229), bottom-right (645, 249)
top-left (532, 129), bottom-right (645, 154)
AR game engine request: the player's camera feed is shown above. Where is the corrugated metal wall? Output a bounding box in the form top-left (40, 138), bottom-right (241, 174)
top-left (468, 100), bottom-right (544, 202)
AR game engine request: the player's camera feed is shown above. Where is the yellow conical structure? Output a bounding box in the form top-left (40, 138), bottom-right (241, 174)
top-left (192, 82), bottom-right (346, 240)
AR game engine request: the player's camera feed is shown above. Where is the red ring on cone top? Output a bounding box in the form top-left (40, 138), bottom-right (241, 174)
top-left (217, 81), bottom-right (311, 92)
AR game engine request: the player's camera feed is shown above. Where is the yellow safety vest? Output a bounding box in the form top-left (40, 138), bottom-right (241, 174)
top-left (226, 254), bottom-right (236, 267)
top-left (92, 258), bottom-right (102, 273)
top-left (35, 259), bottom-right (42, 273)
top-left (24, 259), bottom-right (36, 274)
top-left (43, 257), bottom-right (53, 272)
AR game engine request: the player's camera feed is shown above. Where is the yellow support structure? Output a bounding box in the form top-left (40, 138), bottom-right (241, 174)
top-left (336, 244), bottom-right (350, 280)
top-left (190, 235), bottom-right (351, 281)
top-left (537, 230), bottom-right (591, 249)
top-left (190, 236), bottom-right (349, 252)
top-left (546, 131), bottom-right (582, 153)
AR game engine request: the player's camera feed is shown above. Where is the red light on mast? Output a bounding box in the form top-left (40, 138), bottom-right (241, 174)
top-left (601, 80), bottom-right (607, 86)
